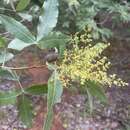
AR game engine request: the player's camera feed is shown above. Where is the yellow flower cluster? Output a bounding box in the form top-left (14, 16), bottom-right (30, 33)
top-left (59, 31), bottom-right (128, 87)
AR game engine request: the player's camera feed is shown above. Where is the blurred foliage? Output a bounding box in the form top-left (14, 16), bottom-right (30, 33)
top-left (0, 0), bottom-right (129, 129)
top-left (57, 0), bottom-right (130, 39)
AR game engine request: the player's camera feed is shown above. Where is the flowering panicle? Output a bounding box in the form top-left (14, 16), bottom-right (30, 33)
top-left (59, 30), bottom-right (128, 87)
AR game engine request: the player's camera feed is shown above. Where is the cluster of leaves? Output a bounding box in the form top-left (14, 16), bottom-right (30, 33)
top-left (0, 0), bottom-right (69, 130)
top-left (0, 0), bottom-right (129, 130)
top-left (0, 68), bottom-right (47, 126)
top-left (57, 0), bottom-right (130, 39)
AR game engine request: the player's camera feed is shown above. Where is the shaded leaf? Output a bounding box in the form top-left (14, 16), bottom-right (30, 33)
top-left (16, 0), bottom-right (31, 11)
top-left (0, 36), bottom-right (6, 48)
top-left (0, 90), bottom-right (21, 105)
top-left (0, 14), bottom-right (36, 43)
top-left (0, 69), bottom-right (17, 81)
top-left (86, 80), bottom-right (107, 103)
top-left (18, 95), bottom-right (33, 128)
top-left (37, 0), bottom-right (59, 41)
top-left (25, 84), bottom-right (47, 95)
top-left (38, 32), bottom-right (70, 56)
top-left (0, 52), bottom-right (14, 63)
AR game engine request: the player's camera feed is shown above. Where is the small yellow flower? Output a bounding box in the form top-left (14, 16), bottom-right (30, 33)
top-left (59, 30), bottom-right (127, 87)
top-left (63, 123), bottom-right (68, 128)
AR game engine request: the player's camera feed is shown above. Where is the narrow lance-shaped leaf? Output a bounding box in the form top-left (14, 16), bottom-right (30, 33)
top-left (0, 90), bottom-right (21, 105)
top-left (37, 0), bottom-right (59, 41)
top-left (8, 38), bottom-right (36, 51)
top-left (16, 0), bottom-right (31, 11)
top-left (0, 14), bottom-right (36, 43)
top-left (18, 95), bottom-right (33, 128)
top-left (25, 84), bottom-right (48, 95)
top-left (44, 70), bottom-right (63, 130)
top-left (86, 88), bottom-right (94, 114)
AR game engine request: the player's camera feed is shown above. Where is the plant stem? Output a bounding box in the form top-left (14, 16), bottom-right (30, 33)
top-left (0, 64), bottom-right (47, 70)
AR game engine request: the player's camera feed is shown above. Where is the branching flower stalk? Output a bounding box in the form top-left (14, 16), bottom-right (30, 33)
top-left (59, 30), bottom-right (128, 87)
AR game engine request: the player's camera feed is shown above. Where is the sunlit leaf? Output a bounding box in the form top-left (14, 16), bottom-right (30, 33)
top-left (0, 51), bottom-right (14, 63)
top-left (8, 38), bottom-right (36, 51)
top-left (44, 70), bottom-right (63, 130)
top-left (37, 0), bottom-right (59, 41)
top-left (0, 14), bottom-right (36, 43)
top-left (18, 13), bottom-right (33, 22)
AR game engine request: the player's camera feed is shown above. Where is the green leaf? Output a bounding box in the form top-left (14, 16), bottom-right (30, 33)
top-left (48, 71), bottom-right (63, 105)
top-left (0, 90), bottom-right (21, 105)
top-left (0, 36), bottom-right (6, 48)
top-left (44, 110), bottom-right (53, 130)
top-left (8, 38), bottom-right (36, 51)
top-left (46, 62), bottom-right (57, 71)
top-left (0, 14), bottom-right (36, 43)
top-left (18, 13), bottom-right (33, 22)
top-left (0, 52), bottom-right (14, 63)
top-left (86, 80), bottom-right (107, 103)
top-left (86, 88), bottom-right (94, 114)
top-left (44, 71), bottom-right (63, 130)
top-left (18, 95), bottom-right (33, 128)
top-left (38, 32), bottom-right (70, 56)
top-left (16, 0), bottom-right (31, 11)
top-left (0, 69), bottom-right (17, 81)
top-left (37, 0), bottom-right (59, 41)
top-left (25, 84), bottom-right (47, 95)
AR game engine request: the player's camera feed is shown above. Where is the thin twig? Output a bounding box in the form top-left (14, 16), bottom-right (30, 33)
top-left (0, 64), bottom-right (47, 70)
top-left (2, 49), bottom-right (7, 67)
top-left (12, 71), bottom-right (24, 92)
